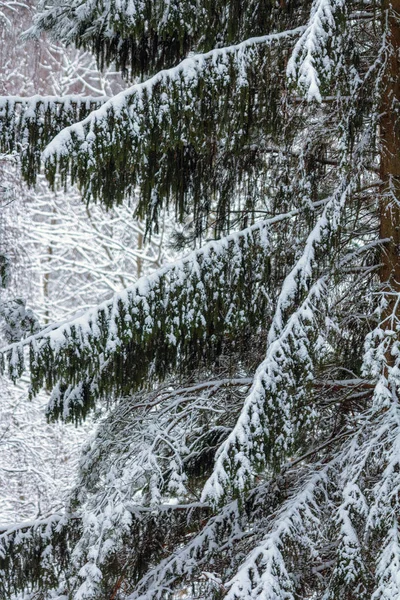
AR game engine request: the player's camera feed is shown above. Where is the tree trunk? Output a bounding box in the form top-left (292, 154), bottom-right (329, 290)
top-left (380, 0), bottom-right (400, 365)
top-left (137, 229), bottom-right (144, 279)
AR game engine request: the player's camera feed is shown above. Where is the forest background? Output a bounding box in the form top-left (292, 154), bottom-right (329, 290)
top-left (0, 0), bottom-right (172, 524)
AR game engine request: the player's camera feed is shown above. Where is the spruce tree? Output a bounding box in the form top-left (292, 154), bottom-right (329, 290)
top-left (1, 0), bottom-right (400, 598)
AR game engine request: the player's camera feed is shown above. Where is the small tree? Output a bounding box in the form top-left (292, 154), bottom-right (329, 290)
top-left (1, 0), bottom-right (400, 598)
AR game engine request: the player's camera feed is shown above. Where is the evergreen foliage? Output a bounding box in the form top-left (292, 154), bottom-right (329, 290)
top-left (0, 96), bottom-right (106, 186)
top-left (1, 0), bottom-right (400, 598)
top-left (28, 0), bottom-right (313, 78)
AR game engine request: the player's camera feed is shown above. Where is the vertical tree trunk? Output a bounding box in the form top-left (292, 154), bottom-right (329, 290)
top-left (43, 244), bottom-right (53, 325)
top-left (380, 0), bottom-right (400, 365)
top-left (137, 229), bottom-right (143, 279)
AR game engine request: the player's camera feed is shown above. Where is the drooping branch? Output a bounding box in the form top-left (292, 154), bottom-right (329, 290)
top-left (28, 0), bottom-right (312, 77)
top-left (0, 95), bottom-right (106, 185)
top-left (38, 28), bottom-right (306, 234)
top-left (0, 216), bottom-right (284, 421)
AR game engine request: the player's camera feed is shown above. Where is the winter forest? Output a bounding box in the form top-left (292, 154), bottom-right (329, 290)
top-left (2, 0), bottom-right (400, 598)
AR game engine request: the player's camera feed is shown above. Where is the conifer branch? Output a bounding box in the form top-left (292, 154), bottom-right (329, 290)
top-left (0, 215), bottom-right (292, 420)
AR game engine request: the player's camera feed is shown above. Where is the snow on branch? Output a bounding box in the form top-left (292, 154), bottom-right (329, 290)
top-left (0, 94), bottom-right (107, 185)
top-left (0, 502), bottom-right (212, 599)
top-left (363, 290), bottom-right (400, 409)
top-left (202, 179), bottom-right (354, 504)
top-left (0, 94), bottom-right (108, 109)
top-left (202, 277), bottom-right (325, 502)
top-left (0, 215), bottom-right (294, 421)
top-left (127, 500), bottom-right (244, 600)
top-left (28, 0), bottom-right (310, 78)
top-left (224, 465), bottom-right (330, 599)
top-left (287, 0), bottom-right (346, 102)
top-left (0, 511), bottom-right (77, 597)
top-left (82, 377), bottom-right (252, 501)
top-left (43, 27), bottom-right (304, 160)
top-left (224, 403), bottom-right (400, 599)
top-left (30, 26), bottom-right (307, 232)
top-left (373, 522), bottom-right (400, 600)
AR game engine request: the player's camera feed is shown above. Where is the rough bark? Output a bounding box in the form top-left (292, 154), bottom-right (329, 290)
top-left (380, 0), bottom-right (400, 361)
